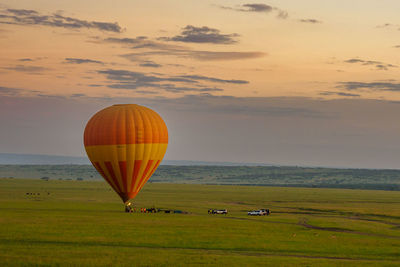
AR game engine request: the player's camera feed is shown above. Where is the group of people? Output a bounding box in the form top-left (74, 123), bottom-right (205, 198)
top-left (124, 203), bottom-right (158, 213)
top-left (125, 203), bottom-right (134, 213)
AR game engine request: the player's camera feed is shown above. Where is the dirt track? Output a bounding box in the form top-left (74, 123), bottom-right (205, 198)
top-left (297, 218), bottom-right (400, 239)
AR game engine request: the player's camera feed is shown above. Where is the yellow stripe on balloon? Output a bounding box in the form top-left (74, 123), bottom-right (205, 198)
top-left (85, 144), bottom-right (168, 162)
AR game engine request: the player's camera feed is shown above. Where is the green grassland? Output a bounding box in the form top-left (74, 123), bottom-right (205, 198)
top-left (0, 178), bottom-right (399, 266)
top-left (1, 164), bottom-right (400, 190)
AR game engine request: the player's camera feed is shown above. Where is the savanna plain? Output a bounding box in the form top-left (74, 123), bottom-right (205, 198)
top-left (0, 178), bottom-right (399, 266)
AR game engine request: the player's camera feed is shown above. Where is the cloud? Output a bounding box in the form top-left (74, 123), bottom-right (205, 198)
top-left (135, 90), bottom-right (159, 95)
top-left (98, 69), bottom-right (247, 85)
top-left (299, 19), bottom-right (322, 24)
top-left (177, 74), bottom-right (248, 84)
top-left (104, 36), bottom-right (147, 44)
top-left (218, 3), bottom-right (288, 19)
top-left (98, 69), bottom-right (197, 83)
top-left (376, 23), bottom-right (393, 28)
top-left (4, 65), bottom-right (48, 73)
top-left (64, 58), bottom-right (104, 64)
top-left (0, 8), bottom-right (122, 33)
top-left (139, 60), bottom-right (162, 68)
top-left (0, 86), bottom-right (22, 96)
top-left (376, 23), bottom-right (400, 30)
top-left (99, 35), bottom-right (264, 61)
top-left (344, 58), bottom-right (397, 70)
top-left (70, 93), bottom-right (86, 97)
top-left (107, 82), bottom-right (223, 93)
top-left (18, 58), bottom-right (33, 62)
top-left (156, 85), bottom-right (223, 93)
top-left (239, 4), bottom-right (274, 13)
top-left (97, 68), bottom-right (250, 93)
top-left (131, 41), bottom-right (185, 50)
top-left (16, 57), bottom-right (46, 62)
top-left (0, 85), bottom-right (43, 97)
top-left (121, 50), bottom-right (265, 61)
top-left (160, 25), bottom-right (239, 44)
top-left (345, 58), bottom-right (376, 64)
top-left (338, 81), bottom-right (400, 92)
top-left (276, 10), bottom-right (289, 19)
top-left (6, 9), bottom-right (37, 16)
top-left (100, 36), bottom-right (187, 50)
top-left (319, 91), bottom-right (360, 97)
top-left (187, 51), bottom-right (264, 60)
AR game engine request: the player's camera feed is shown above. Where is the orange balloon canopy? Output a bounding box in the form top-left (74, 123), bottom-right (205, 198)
top-left (84, 104), bottom-right (168, 203)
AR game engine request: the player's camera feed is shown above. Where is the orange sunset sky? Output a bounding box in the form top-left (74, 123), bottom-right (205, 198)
top-left (1, 1), bottom-right (400, 168)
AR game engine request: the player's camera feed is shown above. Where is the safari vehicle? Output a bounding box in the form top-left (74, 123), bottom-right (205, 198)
top-left (208, 209), bottom-right (228, 215)
top-left (247, 209), bottom-right (269, 216)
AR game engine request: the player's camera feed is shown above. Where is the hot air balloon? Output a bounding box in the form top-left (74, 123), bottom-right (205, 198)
top-left (84, 104), bottom-right (168, 207)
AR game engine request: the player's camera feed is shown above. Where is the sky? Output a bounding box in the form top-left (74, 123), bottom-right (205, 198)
top-left (1, 0), bottom-right (400, 168)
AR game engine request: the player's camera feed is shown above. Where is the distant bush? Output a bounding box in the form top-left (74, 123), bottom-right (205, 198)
top-left (76, 177), bottom-right (84, 181)
top-left (41, 177), bottom-right (49, 181)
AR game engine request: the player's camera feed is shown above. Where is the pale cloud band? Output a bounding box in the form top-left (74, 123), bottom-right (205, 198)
top-left (2, 93), bottom-right (400, 168)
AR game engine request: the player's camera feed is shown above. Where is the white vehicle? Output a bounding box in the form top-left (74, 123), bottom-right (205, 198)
top-left (208, 209), bottom-right (228, 215)
top-left (247, 209), bottom-right (269, 216)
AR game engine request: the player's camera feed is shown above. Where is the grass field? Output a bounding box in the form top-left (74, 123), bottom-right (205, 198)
top-left (0, 178), bottom-right (399, 266)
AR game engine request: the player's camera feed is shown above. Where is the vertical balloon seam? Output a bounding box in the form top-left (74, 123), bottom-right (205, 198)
top-left (138, 108), bottom-right (166, 191)
top-left (125, 107), bottom-right (133, 194)
top-left (136, 106), bottom-right (152, 193)
top-left (140, 109), bottom-right (162, 188)
top-left (147, 108), bottom-right (158, 187)
top-left (111, 107), bottom-right (124, 193)
top-left (128, 106), bottom-right (139, 194)
top-left (117, 106), bottom-right (127, 197)
top-left (138, 108), bottom-right (167, 191)
top-left (123, 106), bottom-right (130, 194)
top-left (131, 107), bottom-right (144, 193)
top-left (136, 114), bottom-right (156, 191)
top-left (140, 107), bottom-right (155, 192)
top-left (130, 106), bottom-right (139, 193)
top-left (109, 107), bottom-right (123, 193)
top-left (128, 107), bottom-right (137, 197)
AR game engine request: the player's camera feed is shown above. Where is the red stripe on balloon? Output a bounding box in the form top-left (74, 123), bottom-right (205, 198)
top-left (136, 160), bottom-right (155, 190)
top-left (140, 160), bottom-right (161, 189)
top-left (130, 160), bottom-right (142, 192)
top-left (146, 161), bottom-right (160, 183)
top-left (104, 161), bottom-right (122, 193)
top-left (148, 160), bottom-right (161, 178)
top-left (141, 160), bottom-right (154, 183)
top-left (119, 161), bottom-right (128, 192)
top-left (94, 161), bottom-right (118, 193)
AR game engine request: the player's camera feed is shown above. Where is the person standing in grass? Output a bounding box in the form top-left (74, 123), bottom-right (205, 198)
top-left (125, 202), bottom-right (133, 213)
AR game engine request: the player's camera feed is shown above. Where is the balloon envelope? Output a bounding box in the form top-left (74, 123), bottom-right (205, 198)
top-left (84, 104), bottom-right (168, 203)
